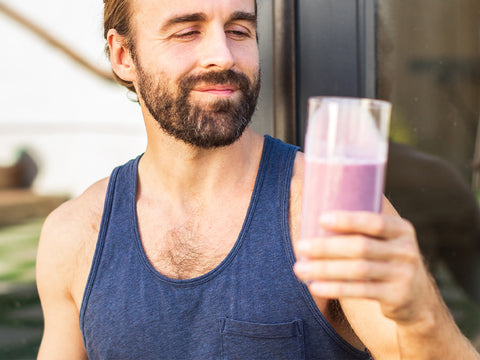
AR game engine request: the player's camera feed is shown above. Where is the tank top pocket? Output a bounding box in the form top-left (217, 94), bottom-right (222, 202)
top-left (219, 318), bottom-right (305, 360)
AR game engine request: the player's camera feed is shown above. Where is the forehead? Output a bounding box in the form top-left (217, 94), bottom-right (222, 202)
top-left (132, 0), bottom-right (256, 25)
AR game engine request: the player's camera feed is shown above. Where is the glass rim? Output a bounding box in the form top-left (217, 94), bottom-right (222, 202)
top-left (308, 96), bottom-right (391, 109)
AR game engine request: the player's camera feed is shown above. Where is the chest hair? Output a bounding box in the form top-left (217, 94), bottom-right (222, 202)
top-left (139, 209), bottom-right (240, 280)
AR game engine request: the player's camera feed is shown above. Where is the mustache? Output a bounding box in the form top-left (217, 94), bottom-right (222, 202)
top-left (179, 70), bottom-right (252, 93)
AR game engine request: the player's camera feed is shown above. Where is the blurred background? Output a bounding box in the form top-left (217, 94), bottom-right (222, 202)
top-left (0, 0), bottom-right (146, 357)
top-left (0, 0), bottom-right (479, 358)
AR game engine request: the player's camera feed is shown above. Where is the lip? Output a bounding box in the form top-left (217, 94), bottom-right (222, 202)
top-left (192, 84), bottom-right (238, 96)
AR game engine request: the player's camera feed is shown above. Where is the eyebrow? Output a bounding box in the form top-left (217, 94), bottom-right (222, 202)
top-left (228, 11), bottom-right (257, 27)
top-left (161, 11), bottom-right (257, 32)
top-left (162, 13), bottom-right (207, 31)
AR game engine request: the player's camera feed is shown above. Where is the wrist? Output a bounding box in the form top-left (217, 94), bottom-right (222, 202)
top-left (395, 298), bottom-right (478, 360)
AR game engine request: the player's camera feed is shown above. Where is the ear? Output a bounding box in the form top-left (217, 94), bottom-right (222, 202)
top-left (107, 29), bottom-right (136, 82)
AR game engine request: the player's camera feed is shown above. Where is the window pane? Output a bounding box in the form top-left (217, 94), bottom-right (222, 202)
top-left (378, 0), bottom-right (480, 346)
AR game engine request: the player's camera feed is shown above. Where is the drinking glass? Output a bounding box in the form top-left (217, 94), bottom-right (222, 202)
top-left (300, 96), bottom-right (392, 238)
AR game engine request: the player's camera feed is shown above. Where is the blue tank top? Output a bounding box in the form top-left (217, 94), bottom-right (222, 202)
top-left (80, 135), bottom-right (372, 360)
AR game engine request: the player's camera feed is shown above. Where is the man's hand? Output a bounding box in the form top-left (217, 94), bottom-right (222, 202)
top-left (293, 209), bottom-right (480, 359)
top-left (293, 210), bottom-right (436, 325)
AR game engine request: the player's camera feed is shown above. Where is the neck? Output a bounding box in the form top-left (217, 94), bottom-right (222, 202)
top-left (137, 127), bottom-right (264, 203)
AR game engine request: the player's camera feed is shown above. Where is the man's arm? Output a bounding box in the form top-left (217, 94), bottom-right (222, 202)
top-left (294, 198), bottom-right (480, 359)
top-left (36, 203), bottom-right (90, 360)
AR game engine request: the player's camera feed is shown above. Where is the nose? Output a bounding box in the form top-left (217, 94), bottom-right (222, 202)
top-left (197, 27), bottom-right (235, 71)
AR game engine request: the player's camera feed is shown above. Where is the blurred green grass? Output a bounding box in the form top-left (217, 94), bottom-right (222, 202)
top-left (0, 218), bottom-right (44, 359)
top-left (0, 219), bottom-right (42, 287)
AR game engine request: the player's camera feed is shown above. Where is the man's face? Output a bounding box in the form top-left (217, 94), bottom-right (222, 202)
top-left (130, 0), bottom-right (260, 148)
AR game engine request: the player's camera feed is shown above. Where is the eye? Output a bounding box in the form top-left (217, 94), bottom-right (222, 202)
top-left (227, 30), bottom-right (250, 38)
top-left (172, 30), bottom-right (200, 40)
top-left (226, 27), bottom-right (252, 40)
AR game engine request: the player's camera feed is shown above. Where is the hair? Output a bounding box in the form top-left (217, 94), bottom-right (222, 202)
top-left (103, 0), bottom-right (258, 93)
top-left (103, 0), bottom-right (137, 92)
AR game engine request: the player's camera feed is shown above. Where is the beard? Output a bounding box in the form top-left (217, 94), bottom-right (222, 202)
top-left (135, 62), bottom-right (261, 149)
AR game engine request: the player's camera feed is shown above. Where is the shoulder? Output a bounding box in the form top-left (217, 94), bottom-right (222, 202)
top-left (40, 177), bottom-right (109, 246)
top-left (290, 150), bottom-right (305, 201)
top-left (289, 151), bottom-right (305, 242)
top-left (37, 177), bottom-right (110, 299)
top-left (387, 141), bottom-right (479, 219)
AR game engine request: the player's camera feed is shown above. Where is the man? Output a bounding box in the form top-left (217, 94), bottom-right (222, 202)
top-left (36, 0), bottom-right (479, 359)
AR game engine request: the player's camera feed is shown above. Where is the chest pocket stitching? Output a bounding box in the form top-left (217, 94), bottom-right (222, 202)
top-left (219, 318), bottom-right (305, 360)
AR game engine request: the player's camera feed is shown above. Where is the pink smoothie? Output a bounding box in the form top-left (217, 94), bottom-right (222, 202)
top-left (301, 158), bottom-right (386, 238)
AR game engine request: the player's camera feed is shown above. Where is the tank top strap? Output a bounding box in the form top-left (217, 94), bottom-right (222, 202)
top-left (79, 155), bottom-right (141, 331)
top-left (261, 135), bottom-right (300, 201)
top-left (247, 135), bottom-right (299, 261)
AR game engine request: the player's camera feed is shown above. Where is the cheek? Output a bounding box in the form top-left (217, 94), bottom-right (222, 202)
top-left (137, 41), bottom-right (198, 78)
top-left (233, 44), bottom-right (260, 75)
top-left (169, 43), bottom-right (200, 66)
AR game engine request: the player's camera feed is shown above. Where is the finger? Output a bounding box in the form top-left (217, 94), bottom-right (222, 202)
top-left (307, 281), bottom-right (423, 322)
top-left (318, 211), bottom-right (415, 239)
top-left (308, 280), bottom-right (386, 300)
top-left (295, 235), bottom-right (403, 261)
top-left (294, 259), bottom-right (395, 282)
